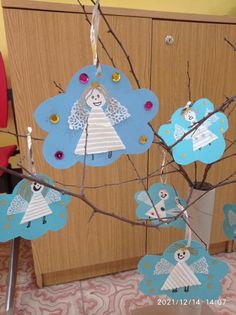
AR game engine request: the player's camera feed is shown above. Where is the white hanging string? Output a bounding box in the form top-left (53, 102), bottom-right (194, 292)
top-left (160, 150), bottom-right (167, 184)
top-left (90, 0), bottom-right (101, 76)
top-left (26, 127), bottom-right (36, 176)
top-left (175, 197), bottom-right (192, 247)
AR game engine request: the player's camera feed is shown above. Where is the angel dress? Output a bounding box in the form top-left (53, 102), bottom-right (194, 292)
top-left (161, 261), bottom-right (201, 291)
top-left (20, 192), bottom-right (52, 224)
top-left (190, 124), bottom-right (218, 151)
top-left (74, 107), bottom-right (126, 155)
top-left (146, 199), bottom-right (167, 220)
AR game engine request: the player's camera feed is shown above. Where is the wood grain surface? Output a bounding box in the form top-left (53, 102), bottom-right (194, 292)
top-left (3, 1), bottom-right (236, 286)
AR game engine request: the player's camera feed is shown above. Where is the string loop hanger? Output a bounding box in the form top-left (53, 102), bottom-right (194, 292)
top-left (26, 127), bottom-right (36, 176)
top-left (91, 0), bottom-right (102, 77)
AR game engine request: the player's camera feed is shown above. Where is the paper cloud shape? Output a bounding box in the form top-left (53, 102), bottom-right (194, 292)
top-left (35, 64), bottom-right (158, 168)
top-left (223, 204), bottom-right (236, 241)
top-left (135, 183), bottom-right (185, 229)
top-left (138, 240), bottom-right (228, 300)
top-left (158, 98), bottom-right (228, 165)
top-left (0, 174), bottom-right (71, 241)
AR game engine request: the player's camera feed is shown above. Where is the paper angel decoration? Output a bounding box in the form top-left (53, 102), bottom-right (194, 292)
top-left (158, 99), bottom-right (228, 165)
top-left (35, 64), bottom-right (158, 168)
top-left (135, 183), bottom-right (186, 229)
top-left (138, 240), bottom-right (228, 300)
top-left (0, 174), bottom-right (71, 241)
top-left (223, 204), bottom-right (236, 241)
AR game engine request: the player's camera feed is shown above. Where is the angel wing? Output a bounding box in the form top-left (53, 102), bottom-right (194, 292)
top-left (68, 100), bottom-right (89, 130)
top-left (154, 258), bottom-right (174, 275)
top-left (227, 210), bottom-right (236, 226)
top-left (45, 188), bottom-right (62, 205)
top-left (136, 191), bottom-right (153, 207)
top-left (145, 207), bottom-right (159, 219)
top-left (7, 195), bottom-right (29, 215)
top-left (203, 109), bottom-right (219, 128)
top-left (190, 257), bottom-right (209, 274)
top-left (174, 124), bottom-right (192, 141)
top-left (105, 98), bottom-right (130, 126)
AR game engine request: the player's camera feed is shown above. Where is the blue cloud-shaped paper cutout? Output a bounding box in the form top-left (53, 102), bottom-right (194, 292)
top-left (158, 99), bottom-right (228, 165)
top-left (138, 240), bottom-right (228, 300)
top-left (135, 183), bottom-right (185, 229)
top-left (223, 204), bottom-right (236, 241)
top-left (35, 64), bottom-right (158, 168)
top-left (0, 174), bottom-right (71, 241)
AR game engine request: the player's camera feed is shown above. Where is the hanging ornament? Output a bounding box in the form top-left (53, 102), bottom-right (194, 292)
top-left (158, 99), bottom-right (228, 165)
top-left (34, 0), bottom-right (158, 169)
top-left (223, 203), bottom-right (236, 241)
top-left (0, 174), bottom-right (71, 241)
top-left (135, 183), bottom-right (186, 230)
top-left (138, 240), bottom-right (228, 300)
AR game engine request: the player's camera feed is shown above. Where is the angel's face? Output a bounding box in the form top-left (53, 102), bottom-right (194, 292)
top-left (158, 189), bottom-right (169, 200)
top-left (184, 110), bottom-right (196, 122)
top-left (174, 248), bottom-right (190, 262)
top-left (31, 182), bottom-right (44, 194)
top-left (85, 88), bottom-right (106, 109)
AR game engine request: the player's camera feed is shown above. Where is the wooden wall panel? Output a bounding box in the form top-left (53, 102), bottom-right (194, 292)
top-left (3, 7), bottom-right (152, 285)
top-left (148, 20), bottom-right (236, 253)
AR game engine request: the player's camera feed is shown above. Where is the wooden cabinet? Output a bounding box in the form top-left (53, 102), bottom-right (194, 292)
top-left (2, 0), bottom-right (236, 286)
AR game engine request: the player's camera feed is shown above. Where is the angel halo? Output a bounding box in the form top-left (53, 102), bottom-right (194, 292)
top-left (68, 81), bottom-right (130, 158)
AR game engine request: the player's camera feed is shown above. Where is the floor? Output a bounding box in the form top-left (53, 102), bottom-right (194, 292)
top-left (0, 240), bottom-right (235, 315)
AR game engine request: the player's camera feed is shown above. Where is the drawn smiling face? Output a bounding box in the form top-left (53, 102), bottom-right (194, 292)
top-left (158, 189), bottom-right (169, 200)
top-left (174, 248), bottom-right (190, 262)
top-left (183, 109), bottom-right (196, 123)
top-left (31, 182), bottom-right (44, 194)
top-left (85, 88), bottom-right (106, 109)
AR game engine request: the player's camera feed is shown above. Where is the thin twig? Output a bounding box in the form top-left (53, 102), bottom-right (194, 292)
top-left (126, 154), bottom-right (163, 222)
top-left (90, 0), bottom-right (141, 88)
top-left (80, 123), bottom-right (89, 196)
top-left (187, 60), bottom-right (192, 101)
top-left (53, 81), bottom-right (65, 93)
top-left (224, 37), bottom-right (236, 51)
top-left (0, 130), bottom-right (44, 141)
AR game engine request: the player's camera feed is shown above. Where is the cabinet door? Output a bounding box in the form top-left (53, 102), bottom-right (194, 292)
top-left (148, 19), bottom-right (236, 253)
top-left (4, 7), bottom-right (152, 286)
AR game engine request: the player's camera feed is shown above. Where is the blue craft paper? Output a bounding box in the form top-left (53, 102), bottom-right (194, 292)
top-left (158, 98), bottom-right (228, 165)
top-left (135, 183), bottom-right (185, 229)
top-left (138, 240), bottom-right (228, 300)
top-left (223, 204), bottom-right (236, 241)
top-left (35, 64), bottom-right (159, 168)
top-left (0, 174), bottom-right (71, 241)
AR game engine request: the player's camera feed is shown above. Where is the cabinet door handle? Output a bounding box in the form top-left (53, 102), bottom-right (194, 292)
top-left (165, 35), bottom-right (174, 45)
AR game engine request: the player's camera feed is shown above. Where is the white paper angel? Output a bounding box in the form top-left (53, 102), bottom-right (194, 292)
top-left (174, 107), bottom-right (219, 151)
top-left (154, 242), bottom-right (209, 292)
top-left (7, 180), bottom-right (62, 228)
top-left (68, 82), bottom-right (130, 158)
top-left (137, 189), bottom-right (177, 221)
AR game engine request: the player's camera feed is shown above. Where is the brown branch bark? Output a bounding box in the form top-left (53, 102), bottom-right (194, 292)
top-left (89, 0), bottom-right (141, 88)
top-left (224, 37), bottom-right (236, 51)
